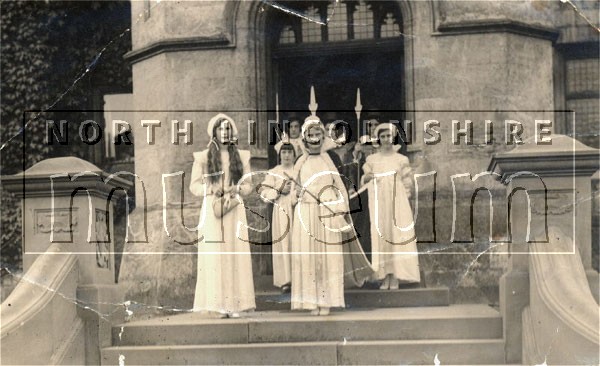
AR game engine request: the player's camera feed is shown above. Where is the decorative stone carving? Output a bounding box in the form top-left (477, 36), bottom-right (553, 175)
top-left (95, 209), bottom-right (110, 269)
top-left (35, 208), bottom-right (78, 234)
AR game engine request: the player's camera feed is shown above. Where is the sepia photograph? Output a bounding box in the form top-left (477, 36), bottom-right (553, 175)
top-left (1, 0), bottom-right (599, 364)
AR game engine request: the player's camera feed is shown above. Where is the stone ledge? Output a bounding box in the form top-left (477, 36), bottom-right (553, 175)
top-left (435, 20), bottom-right (558, 41)
top-left (125, 36), bottom-right (233, 65)
top-left (111, 305), bottom-right (500, 346)
top-left (256, 287), bottom-right (450, 311)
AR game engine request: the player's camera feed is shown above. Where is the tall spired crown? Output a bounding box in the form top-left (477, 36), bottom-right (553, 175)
top-left (308, 85), bottom-right (318, 116)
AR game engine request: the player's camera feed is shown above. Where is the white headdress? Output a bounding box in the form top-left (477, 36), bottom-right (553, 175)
top-left (301, 115), bottom-right (324, 141)
top-left (207, 113), bottom-right (239, 139)
top-left (274, 133), bottom-right (292, 154)
top-left (373, 123), bottom-right (398, 139)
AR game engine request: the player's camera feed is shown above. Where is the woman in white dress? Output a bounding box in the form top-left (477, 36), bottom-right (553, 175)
top-left (290, 116), bottom-right (351, 316)
top-left (362, 123), bottom-right (421, 290)
top-left (189, 113), bottom-right (255, 317)
top-left (259, 142), bottom-right (296, 293)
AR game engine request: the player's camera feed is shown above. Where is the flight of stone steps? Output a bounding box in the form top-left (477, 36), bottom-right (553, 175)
top-left (101, 285), bottom-right (505, 365)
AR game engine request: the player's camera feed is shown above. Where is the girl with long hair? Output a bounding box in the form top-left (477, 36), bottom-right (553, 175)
top-left (189, 113), bottom-right (255, 317)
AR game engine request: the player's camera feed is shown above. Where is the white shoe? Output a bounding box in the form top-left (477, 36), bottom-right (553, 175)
top-left (389, 276), bottom-right (400, 290)
top-left (379, 275), bottom-right (391, 290)
top-left (310, 309), bottom-right (320, 316)
top-left (230, 313), bottom-right (240, 318)
top-left (319, 307), bottom-right (330, 316)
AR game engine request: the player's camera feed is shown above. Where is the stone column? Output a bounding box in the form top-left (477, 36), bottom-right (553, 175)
top-left (489, 135), bottom-right (599, 363)
top-left (1, 156), bottom-right (132, 364)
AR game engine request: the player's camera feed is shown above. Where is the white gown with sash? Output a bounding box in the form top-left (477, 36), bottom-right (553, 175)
top-left (291, 152), bottom-right (373, 310)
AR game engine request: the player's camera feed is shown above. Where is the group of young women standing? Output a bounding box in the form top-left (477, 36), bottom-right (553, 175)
top-left (189, 113), bottom-right (419, 318)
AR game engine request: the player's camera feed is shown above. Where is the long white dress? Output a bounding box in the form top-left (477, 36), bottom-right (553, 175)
top-left (189, 149), bottom-right (256, 313)
top-left (363, 152), bottom-right (420, 283)
top-left (291, 154), bottom-right (347, 310)
top-left (260, 165), bottom-right (295, 288)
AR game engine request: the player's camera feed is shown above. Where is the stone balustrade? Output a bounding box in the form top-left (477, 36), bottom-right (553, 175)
top-left (1, 157), bottom-right (132, 364)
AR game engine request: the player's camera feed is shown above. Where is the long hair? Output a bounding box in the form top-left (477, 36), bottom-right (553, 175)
top-left (206, 119), bottom-right (244, 185)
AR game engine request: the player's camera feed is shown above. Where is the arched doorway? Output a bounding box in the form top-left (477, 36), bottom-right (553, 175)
top-left (265, 0), bottom-right (406, 165)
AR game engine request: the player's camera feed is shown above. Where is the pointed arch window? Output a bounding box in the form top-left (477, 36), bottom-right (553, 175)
top-left (327, 1), bottom-right (348, 41)
top-left (352, 1), bottom-right (374, 40)
top-left (274, 1), bottom-right (402, 45)
top-left (279, 25), bottom-right (296, 44)
top-left (380, 12), bottom-right (400, 38)
top-left (301, 4), bottom-right (323, 43)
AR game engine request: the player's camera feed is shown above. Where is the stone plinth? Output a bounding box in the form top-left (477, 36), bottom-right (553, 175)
top-left (1, 156), bottom-right (134, 364)
top-left (488, 134), bottom-right (599, 363)
top-left (489, 135), bottom-right (599, 267)
top-left (2, 157), bottom-right (132, 285)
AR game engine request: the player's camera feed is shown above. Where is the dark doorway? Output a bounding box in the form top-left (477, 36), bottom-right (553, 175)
top-left (270, 48), bottom-right (405, 166)
top-left (265, 0), bottom-right (406, 166)
top-left (277, 51), bottom-right (404, 119)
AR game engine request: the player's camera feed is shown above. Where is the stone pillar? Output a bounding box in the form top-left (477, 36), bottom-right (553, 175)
top-left (2, 157), bottom-right (131, 283)
top-left (489, 135), bottom-right (599, 363)
top-left (412, 0), bottom-right (560, 302)
top-left (1, 156), bottom-right (132, 364)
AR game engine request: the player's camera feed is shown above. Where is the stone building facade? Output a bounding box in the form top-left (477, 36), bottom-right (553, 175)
top-left (118, 0), bottom-right (599, 308)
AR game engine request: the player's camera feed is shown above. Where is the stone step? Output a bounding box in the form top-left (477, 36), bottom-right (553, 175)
top-left (101, 339), bottom-right (505, 365)
top-left (112, 305), bottom-right (501, 346)
top-left (256, 287), bottom-right (450, 311)
top-left (338, 339), bottom-right (506, 365)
